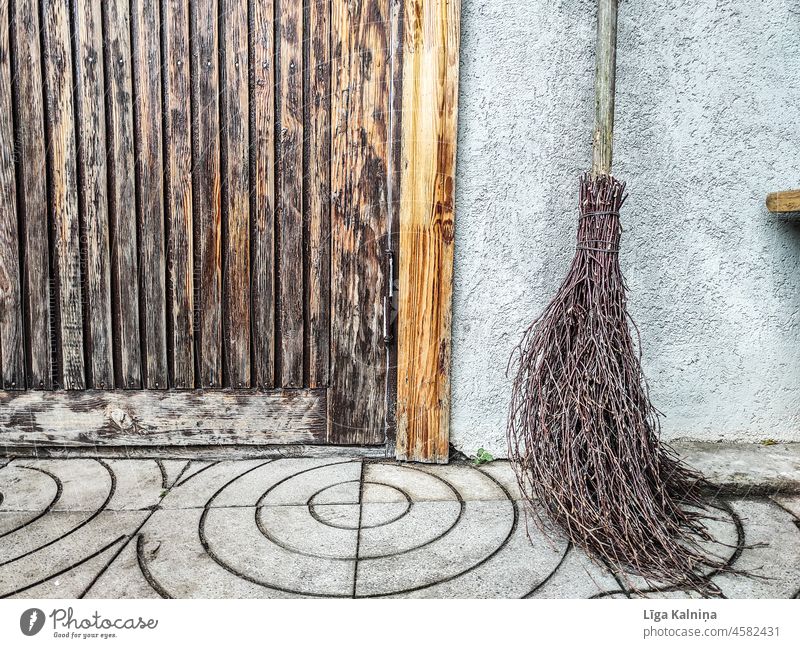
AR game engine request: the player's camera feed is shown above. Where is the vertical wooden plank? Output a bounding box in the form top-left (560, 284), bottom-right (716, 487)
top-left (384, 0), bottom-right (404, 456)
top-left (278, 0), bottom-right (303, 387)
top-left (306, 0), bottom-right (330, 388)
top-left (164, 0), bottom-right (194, 388)
top-left (11, 0), bottom-right (52, 389)
top-left (221, 0), bottom-right (250, 388)
top-left (192, 0), bottom-right (222, 388)
top-left (395, 0), bottom-right (461, 463)
top-left (104, 0), bottom-right (142, 389)
top-left (131, 0), bottom-right (167, 389)
top-left (250, 0), bottom-right (275, 389)
top-left (0, 0), bottom-right (24, 389)
top-left (74, 0), bottom-right (113, 388)
top-left (41, 0), bottom-right (84, 390)
top-left (328, 0), bottom-right (390, 443)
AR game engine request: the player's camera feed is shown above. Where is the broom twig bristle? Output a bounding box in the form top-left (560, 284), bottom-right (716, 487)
top-left (508, 173), bottom-right (734, 596)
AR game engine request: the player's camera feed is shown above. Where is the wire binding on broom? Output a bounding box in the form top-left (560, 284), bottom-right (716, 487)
top-left (507, 173), bottom-right (736, 596)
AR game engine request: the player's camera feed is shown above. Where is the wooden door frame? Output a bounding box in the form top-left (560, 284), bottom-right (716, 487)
top-left (394, 0), bottom-right (461, 463)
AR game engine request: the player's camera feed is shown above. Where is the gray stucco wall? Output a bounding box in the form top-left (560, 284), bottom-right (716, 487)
top-left (451, 0), bottom-right (800, 456)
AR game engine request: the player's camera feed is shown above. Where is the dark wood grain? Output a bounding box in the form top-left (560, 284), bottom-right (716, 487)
top-left (42, 0), bottom-right (85, 390)
top-left (0, 0), bottom-right (24, 390)
top-left (11, 0), bottom-right (52, 389)
top-left (0, 389), bottom-right (328, 446)
top-left (192, 0), bottom-right (222, 388)
top-left (250, 0), bottom-right (276, 389)
top-left (307, 0), bottom-right (330, 388)
top-left (164, 0), bottom-right (195, 388)
top-left (221, 0), bottom-right (250, 388)
top-left (278, 0), bottom-right (303, 387)
top-left (328, 0), bottom-right (390, 444)
top-left (103, 0), bottom-right (142, 389)
top-left (384, 0), bottom-right (404, 456)
top-left (74, 0), bottom-right (114, 388)
top-left (131, 0), bottom-right (167, 389)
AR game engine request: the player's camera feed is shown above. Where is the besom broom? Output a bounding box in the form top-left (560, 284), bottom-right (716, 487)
top-left (507, 0), bottom-right (732, 594)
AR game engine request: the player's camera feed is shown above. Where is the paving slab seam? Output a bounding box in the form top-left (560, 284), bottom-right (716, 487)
top-left (76, 460), bottom-right (195, 598)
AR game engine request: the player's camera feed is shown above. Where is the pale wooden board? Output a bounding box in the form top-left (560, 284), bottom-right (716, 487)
top-left (73, 0), bottom-right (114, 388)
top-left (193, 0), bottom-right (223, 388)
top-left (132, 0), bottom-right (168, 388)
top-left (250, 0), bottom-right (276, 389)
top-left (42, 0), bottom-right (85, 390)
top-left (0, 390), bottom-right (327, 446)
top-left (278, 0), bottom-right (304, 387)
top-left (11, 0), bottom-right (52, 389)
top-left (328, 0), bottom-right (391, 444)
top-left (164, 0), bottom-right (195, 388)
top-left (0, 2), bottom-right (24, 390)
top-left (766, 190), bottom-right (800, 214)
top-left (395, 0), bottom-right (461, 463)
top-left (221, 0), bottom-right (251, 388)
top-left (104, 0), bottom-right (142, 389)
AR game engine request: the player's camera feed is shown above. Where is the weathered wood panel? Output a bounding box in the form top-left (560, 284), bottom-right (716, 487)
top-left (10, 0), bottom-right (51, 389)
top-left (328, 0), bottom-right (390, 444)
top-left (74, 0), bottom-right (113, 388)
top-left (192, 0), bottom-right (223, 388)
top-left (131, 0), bottom-right (167, 388)
top-left (0, 389), bottom-right (327, 446)
top-left (2, 443), bottom-right (386, 460)
top-left (42, 0), bottom-right (85, 390)
top-left (0, 0), bottom-right (23, 390)
top-left (104, 0), bottom-right (142, 389)
top-left (395, 0), bottom-right (461, 463)
top-left (384, 0), bottom-right (404, 456)
top-left (164, 0), bottom-right (195, 388)
top-left (307, 0), bottom-right (331, 388)
top-left (250, 0), bottom-right (276, 389)
top-left (278, 0), bottom-right (303, 387)
top-left (221, 0), bottom-right (250, 388)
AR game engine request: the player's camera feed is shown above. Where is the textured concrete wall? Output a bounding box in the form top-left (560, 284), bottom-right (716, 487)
top-left (451, 0), bottom-right (800, 456)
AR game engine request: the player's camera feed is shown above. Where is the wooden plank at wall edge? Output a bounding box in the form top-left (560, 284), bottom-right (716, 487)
top-left (0, 389), bottom-right (327, 446)
top-left (74, 0), bottom-right (114, 388)
top-left (250, 0), bottom-right (276, 389)
top-left (395, 0), bottom-right (461, 464)
top-left (104, 0), bottom-right (143, 389)
top-left (11, 0), bottom-right (52, 389)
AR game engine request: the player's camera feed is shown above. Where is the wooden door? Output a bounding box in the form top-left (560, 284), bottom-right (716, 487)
top-left (0, 0), bottom-right (398, 452)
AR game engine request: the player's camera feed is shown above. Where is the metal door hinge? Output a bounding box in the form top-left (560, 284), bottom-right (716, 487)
top-left (383, 246), bottom-right (394, 345)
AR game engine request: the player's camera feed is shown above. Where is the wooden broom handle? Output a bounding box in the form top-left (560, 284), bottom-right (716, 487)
top-left (592, 0), bottom-right (618, 176)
